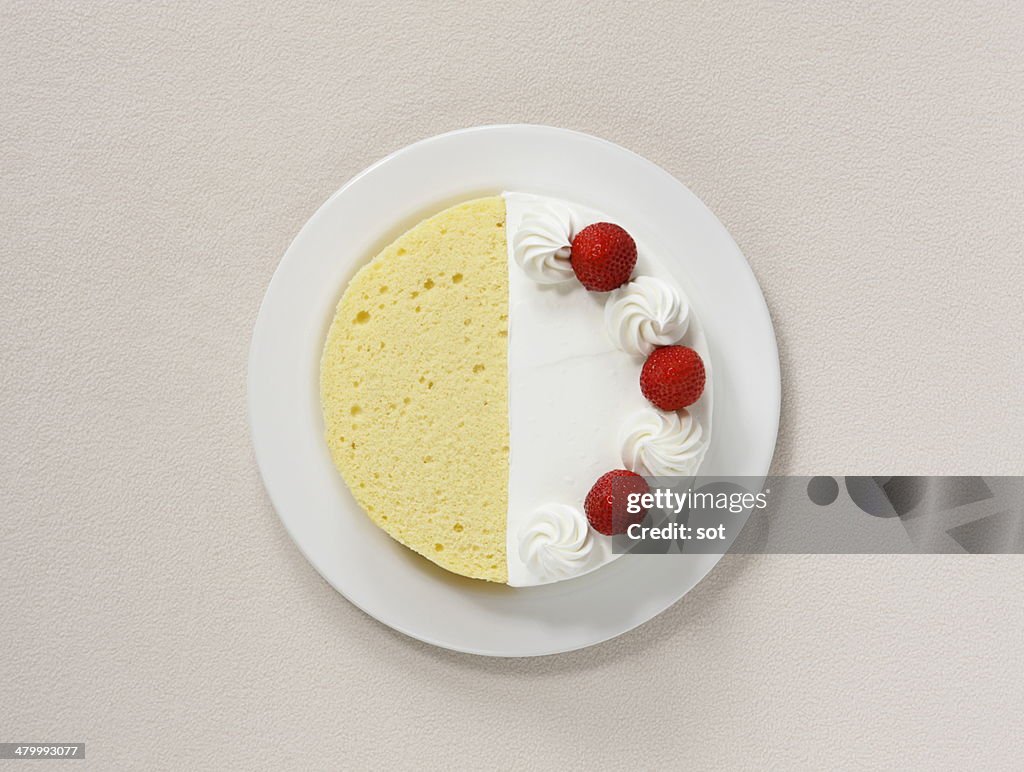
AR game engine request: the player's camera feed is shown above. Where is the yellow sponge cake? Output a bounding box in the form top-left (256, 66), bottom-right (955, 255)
top-left (320, 197), bottom-right (510, 582)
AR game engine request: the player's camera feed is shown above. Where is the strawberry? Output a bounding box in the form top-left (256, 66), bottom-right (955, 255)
top-left (640, 346), bottom-right (706, 410)
top-left (584, 469), bottom-right (650, 535)
top-left (570, 222), bottom-right (637, 292)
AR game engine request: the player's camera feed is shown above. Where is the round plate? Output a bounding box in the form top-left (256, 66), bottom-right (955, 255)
top-left (249, 125), bottom-right (780, 656)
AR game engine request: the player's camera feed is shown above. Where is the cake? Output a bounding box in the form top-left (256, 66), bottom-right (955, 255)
top-left (320, 193), bottom-right (712, 586)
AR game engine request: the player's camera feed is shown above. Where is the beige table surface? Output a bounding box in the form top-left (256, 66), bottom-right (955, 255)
top-left (3, 1), bottom-right (1023, 769)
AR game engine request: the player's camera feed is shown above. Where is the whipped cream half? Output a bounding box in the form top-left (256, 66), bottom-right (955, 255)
top-left (504, 192), bottom-right (713, 587)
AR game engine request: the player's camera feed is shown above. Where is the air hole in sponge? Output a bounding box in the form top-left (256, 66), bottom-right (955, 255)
top-left (473, 364), bottom-right (485, 374)
top-left (353, 311), bottom-right (370, 324)
top-left (350, 405), bottom-right (361, 416)
top-left (423, 278), bottom-right (435, 289)
top-left (453, 523), bottom-right (464, 532)
top-left (434, 543), bottom-right (444, 552)
top-left (452, 273), bottom-right (463, 284)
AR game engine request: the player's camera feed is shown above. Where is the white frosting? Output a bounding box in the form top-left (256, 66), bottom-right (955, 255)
top-left (620, 408), bottom-right (705, 478)
top-left (511, 201), bottom-right (575, 284)
top-left (503, 192), bottom-right (713, 587)
top-left (604, 276), bottom-right (690, 356)
top-left (517, 504), bottom-right (595, 581)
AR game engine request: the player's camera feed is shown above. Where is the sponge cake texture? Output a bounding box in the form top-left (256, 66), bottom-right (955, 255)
top-left (320, 197), bottom-right (509, 582)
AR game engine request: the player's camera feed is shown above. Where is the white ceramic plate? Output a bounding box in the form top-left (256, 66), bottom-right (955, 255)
top-left (249, 125), bottom-right (779, 657)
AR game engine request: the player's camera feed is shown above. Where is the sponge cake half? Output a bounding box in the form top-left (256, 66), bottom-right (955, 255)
top-left (320, 197), bottom-right (509, 582)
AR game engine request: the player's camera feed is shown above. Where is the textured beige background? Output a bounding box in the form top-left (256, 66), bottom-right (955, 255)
top-left (2, 1), bottom-right (1023, 769)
